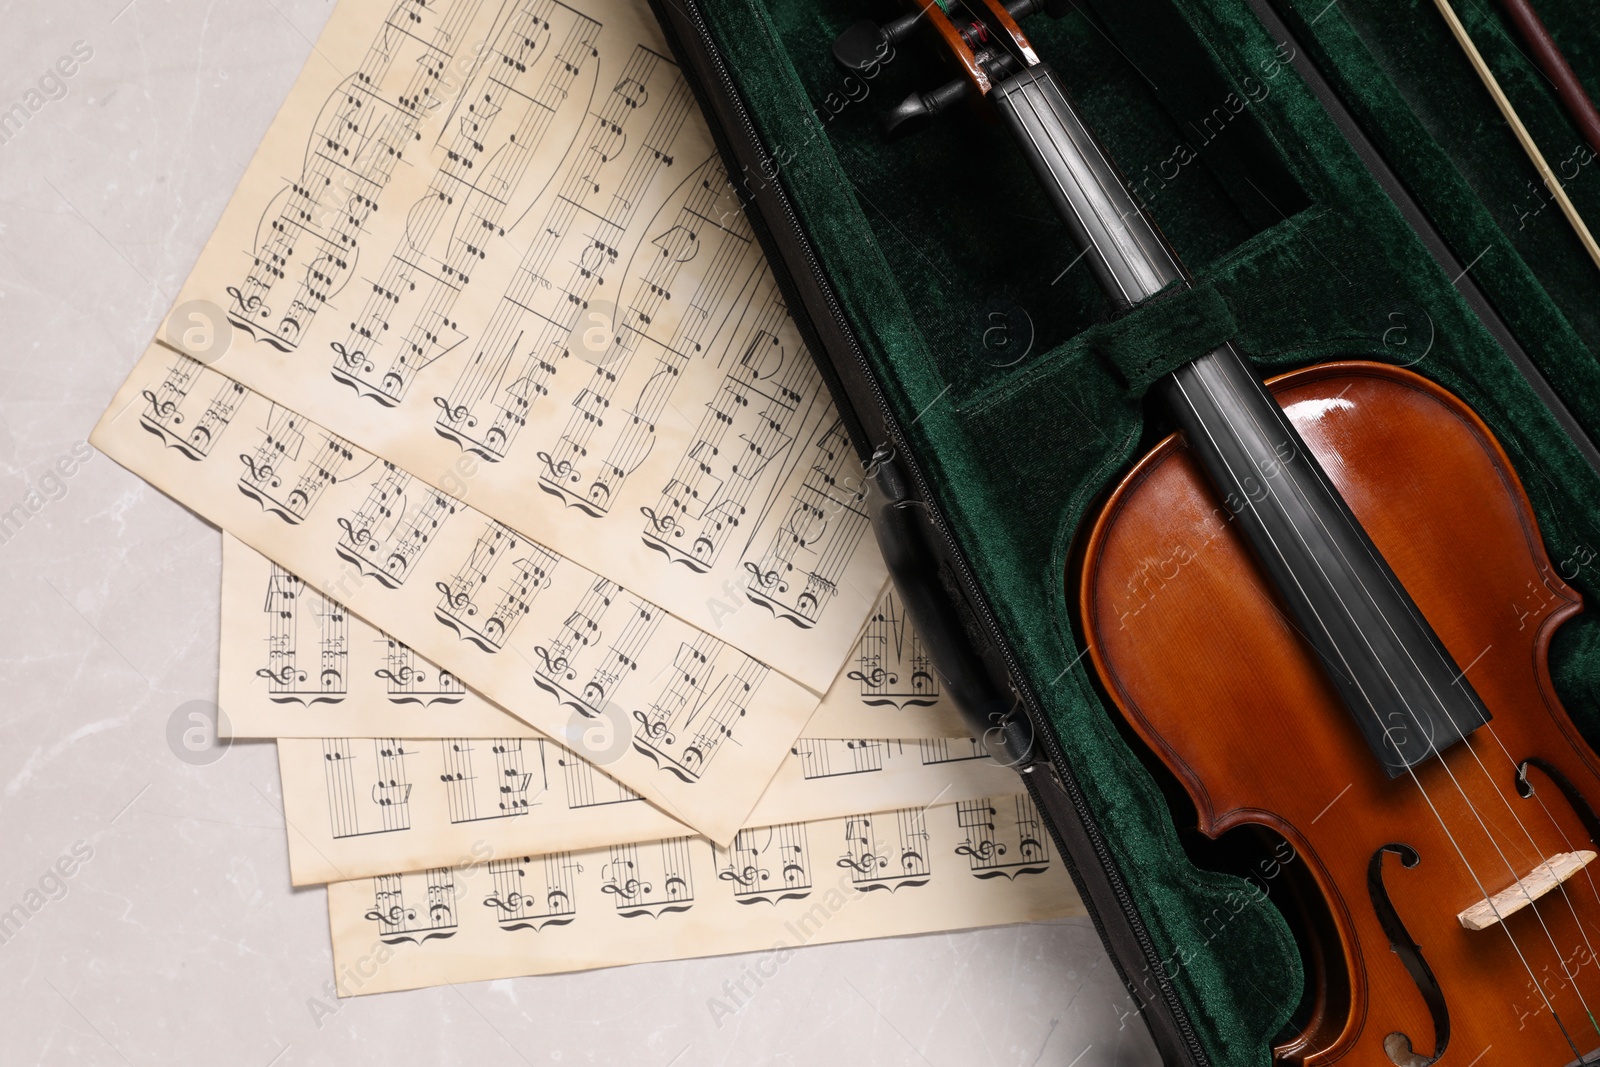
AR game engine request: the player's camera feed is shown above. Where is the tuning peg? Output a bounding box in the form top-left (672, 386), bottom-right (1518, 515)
top-left (882, 76), bottom-right (971, 138)
top-left (831, 12), bottom-right (925, 73)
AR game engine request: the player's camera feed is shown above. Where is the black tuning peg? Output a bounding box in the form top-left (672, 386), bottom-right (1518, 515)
top-left (832, 0), bottom-right (1067, 75)
top-left (882, 76), bottom-right (971, 138)
top-left (831, 12), bottom-right (925, 73)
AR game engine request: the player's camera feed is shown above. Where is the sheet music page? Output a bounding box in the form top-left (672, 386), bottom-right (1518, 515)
top-left (277, 734), bottom-right (1023, 884)
top-left (139, 0), bottom-right (885, 689)
top-left (801, 586), bottom-right (970, 738)
top-left (222, 534), bottom-right (964, 739)
top-left (92, 346), bottom-right (820, 844)
top-left (325, 798), bottom-right (1082, 994)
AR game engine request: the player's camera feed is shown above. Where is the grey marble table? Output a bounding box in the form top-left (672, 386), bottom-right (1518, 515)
top-left (0, 0), bottom-right (1163, 1063)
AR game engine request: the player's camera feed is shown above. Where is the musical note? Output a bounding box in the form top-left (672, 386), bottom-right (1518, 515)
top-left (847, 591), bottom-right (941, 708)
top-left (742, 418), bottom-right (871, 629)
top-left (433, 51), bottom-right (692, 462)
top-left (438, 737), bottom-right (544, 822)
top-left (530, 576), bottom-right (622, 712)
top-left (331, 2), bottom-right (602, 404)
top-left (257, 564), bottom-right (348, 704)
top-left (632, 639), bottom-right (765, 783)
top-left (639, 278), bottom-right (812, 571)
top-left (139, 356), bottom-right (247, 460)
top-left (228, 0), bottom-right (486, 351)
top-left (954, 796), bottom-right (1052, 880)
top-left (789, 738), bottom-right (896, 779)
top-left (837, 808), bottom-right (932, 893)
top-left (376, 635), bottom-right (466, 706)
top-left (238, 406), bottom-right (365, 523)
top-left (364, 868), bottom-right (460, 945)
top-left (483, 853), bottom-right (581, 931)
top-left (434, 520), bottom-right (559, 651)
top-left (536, 158), bottom-right (754, 513)
top-left (334, 463), bottom-right (460, 588)
top-left (600, 838), bottom-right (696, 918)
top-left (716, 823), bottom-right (812, 904)
top-left (323, 738), bottom-right (414, 838)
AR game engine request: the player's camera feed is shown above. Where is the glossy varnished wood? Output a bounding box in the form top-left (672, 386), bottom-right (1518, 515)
top-left (916, 0), bottom-right (992, 95)
top-left (971, 0), bottom-right (1041, 70)
top-left (1080, 362), bottom-right (1600, 1065)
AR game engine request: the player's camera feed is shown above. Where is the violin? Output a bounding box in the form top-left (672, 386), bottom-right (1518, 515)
top-left (836, 3), bottom-right (1600, 1064)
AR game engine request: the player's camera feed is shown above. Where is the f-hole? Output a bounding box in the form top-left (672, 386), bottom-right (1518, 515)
top-left (1520, 758), bottom-right (1600, 847)
top-left (1367, 843), bottom-right (1449, 1067)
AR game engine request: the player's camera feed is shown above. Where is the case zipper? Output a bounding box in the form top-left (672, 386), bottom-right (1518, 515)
top-left (650, 2), bottom-right (1212, 1063)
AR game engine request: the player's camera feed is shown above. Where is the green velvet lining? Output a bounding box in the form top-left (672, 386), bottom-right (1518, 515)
top-left (1273, 0), bottom-right (1600, 438)
top-left (692, 0), bottom-right (1600, 1063)
top-left (1053, 282), bottom-right (1240, 401)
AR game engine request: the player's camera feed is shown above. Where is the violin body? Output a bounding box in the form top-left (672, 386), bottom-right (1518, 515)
top-left (1082, 360), bottom-right (1600, 1065)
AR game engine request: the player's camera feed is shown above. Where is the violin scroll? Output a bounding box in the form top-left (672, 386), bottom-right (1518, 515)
top-left (830, 0), bottom-right (1063, 137)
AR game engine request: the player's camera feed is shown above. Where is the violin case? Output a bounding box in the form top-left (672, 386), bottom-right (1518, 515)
top-left (644, 0), bottom-right (1600, 1062)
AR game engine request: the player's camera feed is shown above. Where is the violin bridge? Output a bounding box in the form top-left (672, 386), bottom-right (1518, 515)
top-left (1457, 850), bottom-right (1598, 931)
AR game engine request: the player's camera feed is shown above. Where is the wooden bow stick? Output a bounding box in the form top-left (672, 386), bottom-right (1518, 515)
top-left (1430, 0), bottom-right (1600, 273)
top-left (1498, 0), bottom-right (1600, 159)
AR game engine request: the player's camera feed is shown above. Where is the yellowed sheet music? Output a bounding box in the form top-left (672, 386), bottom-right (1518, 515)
top-left (222, 534), bottom-right (963, 739)
top-left (278, 734), bottom-right (1022, 885)
top-left (221, 532), bottom-right (516, 738)
top-left (801, 586), bottom-right (970, 738)
top-left (92, 346), bottom-right (819, 843)
top-left (325, 798), bottom-right (1082, 994)
top-left (142, 0), bottom-right (884, 690)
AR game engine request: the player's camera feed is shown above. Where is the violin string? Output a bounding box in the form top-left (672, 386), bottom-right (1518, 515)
top-left (1169, 346), bottom-right (1582, 1052)
top-left (1491, 728), bottom-right (1600, 923)
top-left (1411, 694), bottom-right (1600, 1032)
top-left (1181, 352), bottom-right (1600, 1041)
top-left (1476, 723), bottom-right (1600, 962)
top-left (1391, 570), bottom-right (1600, 1007)
top-left (999, 83), bottom-right (1168, 304)
top-left (1203, 350), bottom-right (1600, 1043)
top-left (1463, 728), bottom-right (1600, 987)
top-left (1176, 342), bottom-right (1600, 1042)
top-left (994, 71), bottom-right (1581, 1046)
top-left (1483, 729), bottom-right (1600, 973)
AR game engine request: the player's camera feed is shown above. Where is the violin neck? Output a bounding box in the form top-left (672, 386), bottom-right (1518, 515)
top-left (990, 66), bottom-right (1183, 307)
top-left (991, 64), bottom-right (1492, 775)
